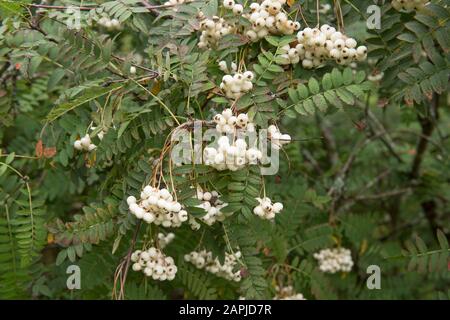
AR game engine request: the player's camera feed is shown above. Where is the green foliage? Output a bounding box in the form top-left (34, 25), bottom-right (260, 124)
top-left (0, 0), bottom-right (449, 300)
top-left (368, 2), bottom-right (450, 104)
top-left (287, 68), bottom-right (373, 115)
top-left (400, 230), bottom-right (449, 274)
top-left (177, 261), bottom-right (219, 299)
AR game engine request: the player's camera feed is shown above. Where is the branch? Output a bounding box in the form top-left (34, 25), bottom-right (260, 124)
top-left (316, 115), bottom-right (339, 167)
top-left (408, 94), bottom-right (449, 240)
top-left (302, 149), bottom-right (324, 175)
top-left (140, 0), bottom-right (160, 15)
top-left (354, 187), bottom-right (412, 201)
top-left (28, 4), bottom-right (95, 11)
top-left (357, 101), bottom-right (404, 163)
top-left (26, 1), bottom-right (196, 12)
top-left (113, 221), bottom-right (142, 300)
top-left (410, 94), bottom-right (439, 179)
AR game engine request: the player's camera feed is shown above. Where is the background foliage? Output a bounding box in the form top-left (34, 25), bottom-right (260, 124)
top-left (0, 0), bottom-right (449, 300)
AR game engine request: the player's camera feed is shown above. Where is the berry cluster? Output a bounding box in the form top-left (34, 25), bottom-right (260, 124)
top-left (203, 109), bottom-right (263, 171)
top-left (220, 70), bottom-right (254, 100)
top-left (218, 60), bottom-right (237, 73)
top-left (184, 250), bottom-right (242, 282)
top-left (223, 0), bottom-right (244, 15)
top-left (392, 0), bottom-right (429, 12)
top-left (268, 125), bottom-right (291, 150)
top-left (74, 134), bottom-right (96, 152)
top-left (253, 197), bottom-right (283, 220)
top-left (126, 186), bottom-right (188, 227)
top-left (157, 232), bottom-right (175, 249)
top-left (97, 16), bottom-right (121, 31)
top-left (164, 0), bottom-right (192, 10)
top-left (244, 0), bottom-right (301, 41)
top-left (131, 248), bottom-right (177, 281)
top-left (203, 135), bottom-right (262, 171)
top-left (274, 286), bottom-right (306, 300)
top-left (213, 108), bottom-right (254, 133)
top-left (198, 15), bottom-right (235, 49)
top-left (313, 248), bottom-right (354, 274)
top-left (195, 187), bottom-right (230, 225)
top-left (277, 25), bottom-right (367, 68)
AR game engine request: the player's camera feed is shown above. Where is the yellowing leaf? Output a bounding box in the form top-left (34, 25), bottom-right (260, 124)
top-left (151, 81), bottom-right (162, 95)
top-left (47, 233), bottom-right (55, 244)
top-left (360, 239), bottom-right (368, 255)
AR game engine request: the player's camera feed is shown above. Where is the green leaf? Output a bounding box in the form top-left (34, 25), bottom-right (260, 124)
top-left (288, 88), bottom-right (298, 102)
top-left (5, 152), bottom-right (14, 165)
top-left (336, 88), bottom-right (354, 105)
top-left (296, 84), bottom-right (309, 99)
top-left (308, 78), bottom-right (320, 95)
top-left (47, 68), bottom-right (66, 92)
top-left (265, 36), bottom-right (280, 47)
top-left (342, 68), bottom-right (353, 85)
top-left (312, 94), bottom-right (328, 112)
top-left (56, 250), bottom-right (67, 266)
top-left (437, 230), bottom-right (449, 250)
top-left (397, 32), bottom-right (417, 43)
top-left (67, 246), bottom-right (76, 262)
top-left (331, 69), bottom-right (343, 87)
top-left (322, 73), bottom-right (333, 90)
top-left (46, 84), bottom-right (123, 122)
top-left (303, 99), bottom-right (315, 115)
top-left (0, 1), bottom-right (23, 17)
top-left (415, 236), bottom-right (428, 253)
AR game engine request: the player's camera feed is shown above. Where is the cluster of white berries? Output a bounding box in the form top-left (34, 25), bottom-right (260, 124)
top-left (213, 108), bottom-right (254, 133)
top-left (268, 125), bottom-right (291, 150)
top-left (392, 0), bottom-right (429, 12)
top-left (157, 232), bottom-right (175, 249)
top-left (203, 135), bottom-right (262, 171)
top-left (253, 197), bottom-right (283, 220)
top-left (278, 25), bottom-right (367, 69)
top-left (220, 70), bottom-right (254, 100)
top-left (97, 16), bottom-right (121, 31)
top-left (223, 0), bottom-right (244, 15)
top-left (198, 15), bottom-right (235, 49)
top-left (184, 250), bottom-right (242, 282)
top-left (203, 109), bottom-right (262, 171)
top-left (195, 187), bottom-right (230, 225)
top-left (126, 186), bottom-right (188, 227)
top-left (163, 0), bottom-right (192, 10)
top-left (218, 60), bottom-right (237, 74)
top-left (244, 0), bottom-right (301, 41)
top-left (274, 286), bottom-right (306, 300)
top-left (74, 134), bottom-right (96, 152)
top-left (313, 248), bottom-right (354, 274)
top-left (131, 248), bottom-right (177, 281)
top-left (368, 70), bottom-right (384, 82)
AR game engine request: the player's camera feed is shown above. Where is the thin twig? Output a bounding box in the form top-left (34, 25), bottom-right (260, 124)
top-left (113, 221), bottom-right (142, 300)
top-left (316, 0), bottom-right (320, 27)
top-left (28, 4), bottom-right (95, 11)
top-left (354, 188), bottom-right (412, 201)
top-left (410, 94), bottom-right (439, 179)
top-left (316, 115), bottom-right (339, 167)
